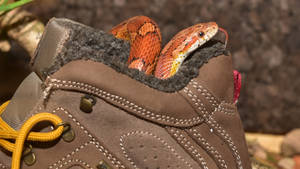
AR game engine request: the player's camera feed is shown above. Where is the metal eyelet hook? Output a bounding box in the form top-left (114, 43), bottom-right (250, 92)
top-left (80, 94), bottom-right (96, 113)
top-left (56, 122), bottom-right (75, 143)
top-left (97, 160), bottom-right (111, 169)
top-left (23, 144), bottom-right (36, 166)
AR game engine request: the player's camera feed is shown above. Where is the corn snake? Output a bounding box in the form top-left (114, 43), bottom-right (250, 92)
top-left (110, 16), bottom-right (241, 102)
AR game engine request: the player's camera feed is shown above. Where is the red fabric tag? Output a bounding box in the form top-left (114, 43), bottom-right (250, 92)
top-left (233, 70), bottom-right (242, 103)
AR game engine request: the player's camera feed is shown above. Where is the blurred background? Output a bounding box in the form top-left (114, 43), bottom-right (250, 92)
top-left (1, 0), bottom-right (300, 135)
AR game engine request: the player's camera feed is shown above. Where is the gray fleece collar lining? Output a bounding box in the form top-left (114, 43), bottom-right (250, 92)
top-left (33, 18), bottom-right (227, 92)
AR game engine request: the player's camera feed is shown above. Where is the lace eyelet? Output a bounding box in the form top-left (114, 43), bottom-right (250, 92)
top-left (56, 122), bottom-right (75, 142)
top-left (97, 160), bottom-right (111, 169)
top-left (23, 144), bottom-right (36, 166)
top-left (80, 95), bottom-right (96, 113)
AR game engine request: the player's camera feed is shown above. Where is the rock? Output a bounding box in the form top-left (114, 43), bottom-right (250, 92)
top-left (278, 158), bottom-right (295, 169)
top-left (232, 47), bottom-right (254, 72)
top-left (281, 129), bottom-right (300, 157)
top-left (254, 148), bottom-right (267, 160)
top-left (246, 139), bottom-right (268, 160)
top-left (252, 85), bottom-right (270, 105)
top-left (262, 45), bottom-right (284, 69)
top-left (246, 133), bottom-right (283, 153)
top-left (279, 0), bottom-right (289, 11)
top-left (113, 0), bottom-right (126, 6)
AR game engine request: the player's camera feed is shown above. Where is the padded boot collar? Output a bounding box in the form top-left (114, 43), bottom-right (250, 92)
top-left (32, 18), bottom-right (227, 92)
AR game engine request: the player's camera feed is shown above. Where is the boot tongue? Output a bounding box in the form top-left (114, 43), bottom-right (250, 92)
top-left (1, 72), bottom-right (42, 130)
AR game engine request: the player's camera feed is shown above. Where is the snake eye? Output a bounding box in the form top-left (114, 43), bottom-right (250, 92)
top-left (199, 32), bottom-right (205, 37)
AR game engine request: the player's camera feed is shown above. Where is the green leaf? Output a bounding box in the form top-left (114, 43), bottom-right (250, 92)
top-left (0, 0), bottom-right (33, 12)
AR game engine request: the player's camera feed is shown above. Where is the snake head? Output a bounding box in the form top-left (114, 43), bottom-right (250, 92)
top-left (155, 22), bottom-right (219, 79)
top-left (177, 22), bottom-right (219, 57)
top-left (168, 22), bottom-right (219, 77)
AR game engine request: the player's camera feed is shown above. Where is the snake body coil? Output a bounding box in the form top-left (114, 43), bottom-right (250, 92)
top-left (110, 16), bottom-right (223, 79)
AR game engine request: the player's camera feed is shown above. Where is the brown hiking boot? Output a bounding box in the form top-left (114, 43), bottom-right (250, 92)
top-left (0, 18), bottom-right (251, 169)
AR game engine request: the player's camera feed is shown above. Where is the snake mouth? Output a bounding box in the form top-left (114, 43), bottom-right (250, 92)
top-left (184, 37), bottom-right (225, 64)
top-left (203, 29), bottom-right (219, 43)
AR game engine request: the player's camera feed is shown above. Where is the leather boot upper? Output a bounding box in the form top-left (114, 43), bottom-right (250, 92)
top-left (0, 18), bottom-right (251, 169)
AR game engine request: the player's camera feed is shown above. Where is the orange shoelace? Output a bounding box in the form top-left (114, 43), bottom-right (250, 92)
top-left (0, 101), bottom-right (64, 169)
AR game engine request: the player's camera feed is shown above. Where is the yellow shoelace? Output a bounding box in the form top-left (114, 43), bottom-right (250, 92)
top-left (0, 101), bottom-right (64, 169)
